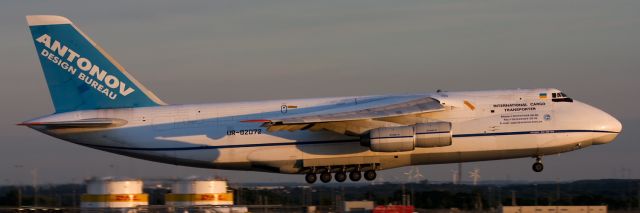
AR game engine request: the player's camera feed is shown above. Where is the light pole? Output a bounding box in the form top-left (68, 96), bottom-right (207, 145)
top-left (637, 182), bottom-right (640, 211)
top-left (534, 184), bottom-right (538, 206)
top-left (30, 168), bottom-right (38, 207)
top-left (3, 179), bottom-right (11, 204)
top-left (71, 178), bottom-right (77, 207)
top-left (14, 165), bottom-right (24, 207)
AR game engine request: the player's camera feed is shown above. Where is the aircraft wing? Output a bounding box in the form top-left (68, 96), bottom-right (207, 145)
top-left (247, 95), bottom-right (445, 135)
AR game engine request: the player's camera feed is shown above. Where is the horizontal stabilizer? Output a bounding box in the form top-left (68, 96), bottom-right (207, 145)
top-left (18, 118), bottom-right (127, 128)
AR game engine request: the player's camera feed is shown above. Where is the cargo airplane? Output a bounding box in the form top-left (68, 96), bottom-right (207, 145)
top-left (21, 15), bottom-right (622, 183)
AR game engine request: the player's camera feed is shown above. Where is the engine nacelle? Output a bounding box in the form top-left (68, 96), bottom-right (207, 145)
top-left (361, 122), bottom-right (452, 152)
top-left (414, 122), bottom-right (452, 148)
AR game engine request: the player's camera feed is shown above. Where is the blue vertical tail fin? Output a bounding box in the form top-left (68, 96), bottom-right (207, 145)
top-left (27, 15), bottom-right (166, 113)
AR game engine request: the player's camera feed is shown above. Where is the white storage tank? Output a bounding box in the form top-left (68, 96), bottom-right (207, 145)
top-left (166, 177), bottom-right (234, 206)
top-left (81, 177), bottom-right (148, 209)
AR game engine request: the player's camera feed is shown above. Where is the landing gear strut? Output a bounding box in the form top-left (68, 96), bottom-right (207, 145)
top-left (335, 171), bottom-right (347, 182)
top-left (364, 170), bottom-right (377, 181)
top-left (305, 173), bottom-right (317, 184)
top-left (532, 157), bottom-right (544, 172)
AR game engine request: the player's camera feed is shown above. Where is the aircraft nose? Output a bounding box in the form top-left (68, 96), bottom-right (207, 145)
top-left (596, 112), bottom-right (622, 133)
top-left (591, 110), bottom-right (622, 145)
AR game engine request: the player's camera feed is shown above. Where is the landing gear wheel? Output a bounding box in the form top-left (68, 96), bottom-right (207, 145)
top-left (532, 162), bottom-right (544, 172)
top-left (305, 173), bottom-right (317, 184)
top-left (335, 171), bottom-right (347, 182)
top-left (364, 170), bottom-right (377, 181)
top-left (349, 171), bottom-right (362, 182)
top-left (320, 172), bottom-right (332, 183)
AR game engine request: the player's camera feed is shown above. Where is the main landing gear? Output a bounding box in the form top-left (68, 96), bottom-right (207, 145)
top-left (532, 156), bottom-right (544, 172)
top-left (304, 168), bottom-right (377, 184)
top-left (364, 170), bottom-right (377, 181)
top-left (334, 171), bottom-right (347, 182)
top-left (349, 171), bottom-right (362, 181)
top-left (305, 173), bottom-right (317, 184)
top-left (320, 172), bottom-right (332, 183)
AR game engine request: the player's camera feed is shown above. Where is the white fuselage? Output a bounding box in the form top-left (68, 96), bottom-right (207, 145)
top-left (28, 89), bottom-right (621, 174)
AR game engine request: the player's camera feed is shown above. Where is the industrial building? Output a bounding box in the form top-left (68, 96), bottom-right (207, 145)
top-left (75, 176), bottom-right (247, 213)
top-left (502, 206), bottom-right (607, 213)
top-left (80, 177), bottom-right (148, 210)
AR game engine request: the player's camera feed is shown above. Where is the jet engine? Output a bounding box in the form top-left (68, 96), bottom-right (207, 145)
top-left (360, 122), bottom-right (452, 152)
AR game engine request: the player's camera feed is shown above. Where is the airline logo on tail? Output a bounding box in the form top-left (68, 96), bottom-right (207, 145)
top-left (35, 33), bottom-right (135, 100)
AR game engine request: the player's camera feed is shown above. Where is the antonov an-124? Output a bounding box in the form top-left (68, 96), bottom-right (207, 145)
top-left (21, 15), bottom-right (622, 183)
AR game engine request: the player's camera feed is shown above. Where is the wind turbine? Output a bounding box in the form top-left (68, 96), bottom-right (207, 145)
top-left (404, 167), bottom-right (425, 183)
top-left (451, 169), bottom-right (459, 184)
top-left (413, 167), bottom-right (425, 183)
top-left (469, 168), bottom-right (481, 185)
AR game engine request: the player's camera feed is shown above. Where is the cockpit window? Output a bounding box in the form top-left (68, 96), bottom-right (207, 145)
top-left (552, 92), bottom-right (573, 102)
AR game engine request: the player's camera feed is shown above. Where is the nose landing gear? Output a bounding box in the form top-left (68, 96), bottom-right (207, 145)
top-left (532, 157), bottom-right (544, 172)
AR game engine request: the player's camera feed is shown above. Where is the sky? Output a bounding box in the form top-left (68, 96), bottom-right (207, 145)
top-left (1, 0), bottom-right (639, 185)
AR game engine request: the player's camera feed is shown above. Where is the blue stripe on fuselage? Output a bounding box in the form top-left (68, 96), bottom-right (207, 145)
top-left (79, 129), bottom-right (619, 151)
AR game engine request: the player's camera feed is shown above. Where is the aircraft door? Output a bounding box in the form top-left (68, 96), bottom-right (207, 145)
top-left (535, 91), bottom-right (557, 149)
